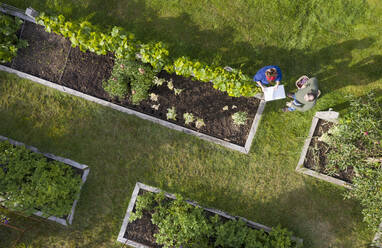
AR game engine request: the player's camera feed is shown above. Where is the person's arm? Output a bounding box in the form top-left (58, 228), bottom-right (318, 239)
top-left (256, 81), bottom-right (265, 91)
top-left (292, 101), bottom-right (315, 112)
top-left (275, 81), bottom-right (280, 89)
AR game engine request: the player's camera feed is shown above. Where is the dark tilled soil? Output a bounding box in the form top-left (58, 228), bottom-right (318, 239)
top-left (304, 119), bottom-right (354, 183)
top-left (11, 21), bottom-right (260, 146)
top-left (59, 47), bottom-right (115, 97)
top-left (12, 21), bottom-right (71, 83)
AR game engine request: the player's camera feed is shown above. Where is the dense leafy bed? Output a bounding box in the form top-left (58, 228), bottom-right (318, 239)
top-left (37, 14), bottom-right (260, 97)
top-left (0, 13), bottom-right (28, 63)
top-left (103, 59), bottom-right (155, 104)
top-left (319, 93), bottom-right (382, 231)
top-left (130, 191), bottom-right (299, 248)
top-left (0, 140), bottom-right (82, 217)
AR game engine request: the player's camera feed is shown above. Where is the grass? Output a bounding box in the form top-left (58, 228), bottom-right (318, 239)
top-left (0, 0), bottom-right (382, 247)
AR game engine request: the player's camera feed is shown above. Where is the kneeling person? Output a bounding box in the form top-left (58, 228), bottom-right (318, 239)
top-left (283, 77), bottom-right (319, 112)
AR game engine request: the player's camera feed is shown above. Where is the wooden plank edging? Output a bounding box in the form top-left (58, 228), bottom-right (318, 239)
top-left (295, 111), bottom-right (353, 189)
top-left (0, 65), bottom-right (264, 154)
top-left (117, 182), bottom-right (303, 247)
top-left (0, 3), bottom-right (37, 23)
top-left (0, 135), bottom-right (89, 226)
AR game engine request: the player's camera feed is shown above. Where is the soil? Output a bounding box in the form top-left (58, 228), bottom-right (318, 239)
top-left (304, 119), bottom-right (354, 183)
top-left (12, 21), bottom-right (71, 83)
top-left (8, 20), bottom-right (260, 146)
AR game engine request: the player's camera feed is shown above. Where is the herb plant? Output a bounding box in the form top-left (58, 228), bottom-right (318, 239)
top-left (103, 59), bottom-right (155, 104)
top-left (166, 107), bottom-right (177, 120)
top-left (0, 14), bottom-right (28, 63)
top-left (232, 111), bottom-right (248, 126)
top-left (0, 141), bottom-right (82, 217)
top-left (130, 191), bottom-right (298, 248)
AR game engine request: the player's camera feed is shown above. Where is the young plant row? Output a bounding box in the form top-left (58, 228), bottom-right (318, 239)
top-left (36, 14), bottom-right (260, 97)
top-left (130, 191), bottom-right (299, 248)
top-left (0, 141), bottom-right (82, 217)
top-left (317, 93), bottom-right (382, 231)
top-left (0, 13), bottom-right (28, 63)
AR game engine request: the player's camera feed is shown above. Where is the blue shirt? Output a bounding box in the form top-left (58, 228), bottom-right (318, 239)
top-left (253, 65), bottom-right (282, 85)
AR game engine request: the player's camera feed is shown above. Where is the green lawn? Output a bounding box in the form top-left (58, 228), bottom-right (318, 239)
top-left (1, 0), bottom-right (382, 247)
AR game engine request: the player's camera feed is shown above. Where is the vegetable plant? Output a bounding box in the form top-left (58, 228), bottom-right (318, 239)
top-left (0, 14), bottom-right (28, 63)
top-left (195, 118), bottom-right (205, 129)
top-left (318, 93), bottom-right (382, 231)
top-left (174, 88), bottom-right (183, 95)
top-left (130, 191), bottom-right (299, 248)
top-left (183, 113), bottom-right (195, 125)
top-left (0, 141), bottom-right (82, 217)
top-left (153, 76), bottom-right (165, 86)
top-left (232, 111), bottom-right (248, 126)
top-left (103, 59), bottom-right (155, 104)
top-left (166, 107), bottom-right (177, 120)
top-left (150, 93), bottom-right (159, 102)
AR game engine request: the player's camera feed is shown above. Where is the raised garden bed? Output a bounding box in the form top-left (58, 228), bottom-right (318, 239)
top-left (0, 135), bottom-right (89, 226)
top-left (295, 111), bottom-right (353, 188)
top-left (0, 5), bottom-right (265, 153)
top-left (117, 182), bottom-right (303, 247)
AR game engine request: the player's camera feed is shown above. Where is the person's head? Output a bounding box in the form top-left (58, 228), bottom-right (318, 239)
top-left (304, 93), bottom-right (317, 102)
top-left (265, 68), bottom-right (278, 82)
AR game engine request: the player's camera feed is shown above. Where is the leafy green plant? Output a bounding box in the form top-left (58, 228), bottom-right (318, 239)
top-left (319, 93), bottom-right (382, 231)
top-left (0, 141), bottom-right (82, 217)
top-left (150, 93), bottom-right (159, 101)
top-left (167, 56), bottom-right (261, 97)
top-left (166, 107), bottom-right (177, 120)
top-left (195, 118), bottom-right (205, 129)
top-left (183, 113), bottom-right (195, 125)
top-left (0, 14), bottom-right (28, 63)
top-left (103, 59), bottom-right (155, 104)
top-left (174, 88), bottom-right (183, 95)
top-left (37, 13), bottom-right (169, 71)
top-left (153, 76), bottom-right (165, 86)
top-left (167, 79), bottom-right (174, 90)
top-left (130, 191), bottom-right (298, 248)
top-left (232, 111), bottom-right (248, 126)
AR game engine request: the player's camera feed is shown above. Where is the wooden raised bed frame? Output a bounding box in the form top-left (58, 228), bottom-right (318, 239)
top-left (117, 182), bottom-right (303, 247)
top-left (0, 4), bottom-right (265, 154)
top-left (0, 135), bottom-right (89, 226)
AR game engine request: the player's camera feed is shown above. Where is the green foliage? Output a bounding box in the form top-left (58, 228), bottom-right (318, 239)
top-left (183, 113), bottom-right (195, 125)
top-left (319, 93), bottom-right (382, 230)
top-left (166, 107), bottom-right (177, 120)
top-left (130, 191), bottom-right (297, 247)
top-left (103, 59), bottom-right (155, 104)
top-left (0, 141), bottom-right (82, 217)
top-left (168, 57), bottom-right (260, 97)
top-left (139, 42), bottom-right (170, 72)
top-left (0, 14), bottom-right (28, 63)
top-left (37, 13), bottom-right (137, 58)
top-left (232, 111), bottom-right (248, 126)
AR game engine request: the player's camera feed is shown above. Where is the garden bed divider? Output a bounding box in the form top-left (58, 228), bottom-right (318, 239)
top-left (295, 111), bottom-right (353, 189)
top-left (0, 3), bottom-right (37, 23)
top-left (0, 135), bottom-right (89, 226)
top-left (117, 182), bottom-right (303, 247)
top-left (374, 222), bottom-right (382, 248)
top-left (0, 64), bottom-right (265, 154)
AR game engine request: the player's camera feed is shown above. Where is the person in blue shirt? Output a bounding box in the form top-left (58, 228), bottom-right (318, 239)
top-left (253, 65), bottom-right (282, 92)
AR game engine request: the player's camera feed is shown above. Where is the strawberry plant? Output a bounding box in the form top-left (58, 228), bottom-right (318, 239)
top-left (129, 191), bottom-right (299, 248)
top-left (0, 141), bottom-right (82, 217)
top-left (0, 14), bottom-right (28, 63)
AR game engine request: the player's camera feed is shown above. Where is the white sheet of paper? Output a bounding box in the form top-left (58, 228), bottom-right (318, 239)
top-left (263, 85), bottom-right (286, 102)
